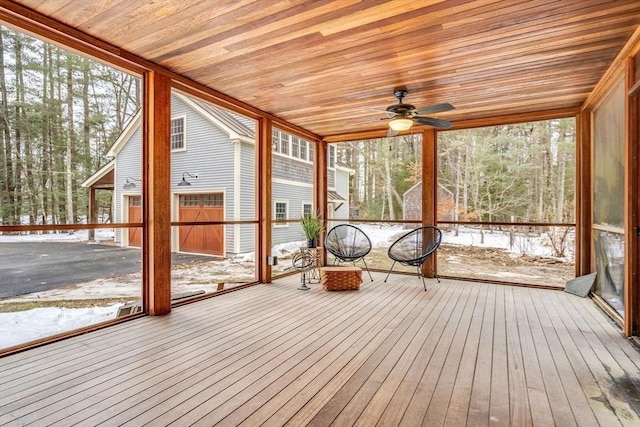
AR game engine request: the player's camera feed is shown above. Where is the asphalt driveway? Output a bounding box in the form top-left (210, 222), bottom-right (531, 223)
top-left (0, 241), bottom-right (211, 298)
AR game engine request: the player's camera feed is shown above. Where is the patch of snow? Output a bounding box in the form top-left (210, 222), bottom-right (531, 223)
top-left (0, 229), bottom-right (114, 243)
top-left (0, 305), bottom-right (120, 348)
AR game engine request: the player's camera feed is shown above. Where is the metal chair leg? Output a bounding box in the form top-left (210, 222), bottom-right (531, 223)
top-left (360, 258), bottom-right (373, 281)
top-left (418, 265), bottom-right (427, 291)
top-left (384, 261), bottom-right (396, 283)
top-left (424, 260), bottom-right (440, 283)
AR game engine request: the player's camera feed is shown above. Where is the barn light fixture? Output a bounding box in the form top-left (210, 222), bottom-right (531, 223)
top-left (122, 177), bottom-right (140, 189)
top-left (388, 117), bottom-right (413, 131)
top-left (177, 172), bottom-right (197, 186)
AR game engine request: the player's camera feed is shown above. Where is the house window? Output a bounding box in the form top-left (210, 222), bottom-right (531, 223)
top-left (272, 129), bottom-right (282, 153)
top-left (291, 136), bottom-right (300, 159)
top-left (273, 129), bottom-right (290, 155)
top-left (299, 139), bottom-right (308, 161)
top-left (273, 128), bottom-right (313, 161)
top-left (203, 194), bottom-right (224, 207)
top-left (171, 117), bottom-right (185, 150)
top-left (303, 203), bottom-right (313, 218)
top-left (180, 195), bottom-right (200, 206)
top-left (274, 201), bottom-right (288, 226)
top-left (328, 145), bottom-right (336, 168)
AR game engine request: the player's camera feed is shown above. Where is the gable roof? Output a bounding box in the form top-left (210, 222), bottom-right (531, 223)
top-left (174, 92), bottom-right (255, 141)
top-left (80, 160), bottom-right (114, 188)
top-left (106, 93), bottom-right (255, 158)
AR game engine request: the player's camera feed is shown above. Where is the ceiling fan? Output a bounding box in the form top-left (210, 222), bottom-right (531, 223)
top-left (383, 89), bottom-right (455, 136)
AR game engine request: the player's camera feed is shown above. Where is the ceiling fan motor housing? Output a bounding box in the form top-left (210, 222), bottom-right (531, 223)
top-left (387, 89), bottom-right (416, 117)
top-left (386, 103), bottom-right (416, 117)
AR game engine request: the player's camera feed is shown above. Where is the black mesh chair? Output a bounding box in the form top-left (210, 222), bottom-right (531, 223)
top-left (324, 224), bottom-right (373, 281)
top-left (385, 226), bottom-right (442, 291)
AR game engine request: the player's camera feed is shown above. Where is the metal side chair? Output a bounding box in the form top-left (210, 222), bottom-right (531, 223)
top-left (324, 224), bottom-right (373, 281)
top-left (385, 226), bottom-right (442, 291)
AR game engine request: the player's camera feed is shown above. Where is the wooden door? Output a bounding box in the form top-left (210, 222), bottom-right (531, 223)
top-left (179, 194), bottom-right (224, 255)
top-left (128, 196), bottom-right (142, 247)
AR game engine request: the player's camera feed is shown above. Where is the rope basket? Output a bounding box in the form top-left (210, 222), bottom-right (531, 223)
top-left (320, 266), bottom-right (363, 291)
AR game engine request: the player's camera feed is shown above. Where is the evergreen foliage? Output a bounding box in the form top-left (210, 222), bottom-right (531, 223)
top-left (1, 26), bottom-right (140, 225)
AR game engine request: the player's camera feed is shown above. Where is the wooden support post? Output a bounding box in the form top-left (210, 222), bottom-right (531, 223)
top-left (258, 118), bottom-right (273, 283)
top-left (625, 54), bottom-right (639, 336)
top-left (88, 187), bottom-right (96, 241)
top-left (143, 71), bottom-right (172, 315)
top-left (576, 109), bottom-right (592, 278)
top-left (422, 129), bottom-right (437, 277)
top-left (316, 139), bottom-right (328, 266)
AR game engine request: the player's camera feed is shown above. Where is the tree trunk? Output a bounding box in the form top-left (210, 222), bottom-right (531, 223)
top-left (555, 120), bottom-right (567, 222)
top-left (12, 33), bottom-right (25, 225)
top-left (82, 58), bottom-right (91, 223)
top-left (65, 53), bottom-right (75, 224)
top-left (384, 142), bottom-right (395, 221)
top-left (50, 46), bottom-right (61, 225)
top-left (0, 28), bottom-right (17, 225)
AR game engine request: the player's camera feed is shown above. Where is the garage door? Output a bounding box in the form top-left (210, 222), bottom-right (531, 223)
top-left (128, 196), bottom-right (142, 247)
top-left (179, 194), bottom-right (224, 255)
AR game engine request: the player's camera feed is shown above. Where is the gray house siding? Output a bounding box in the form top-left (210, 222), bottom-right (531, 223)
top-left (272, 154), bottom-right (313, 184)
top-left (170, 96), bottom-right (237, 255)
top-left (102, 93), bottom-right (349, 256)
top-left (114, 126), bottom-right (142, 245)
top-left (272, 181), bottom-right (313, 246)
top-left (236, 140), bottom-right (256, 254)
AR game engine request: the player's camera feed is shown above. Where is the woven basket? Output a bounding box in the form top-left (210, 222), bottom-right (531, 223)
top-left (320, 266), bottom-right (363, 291)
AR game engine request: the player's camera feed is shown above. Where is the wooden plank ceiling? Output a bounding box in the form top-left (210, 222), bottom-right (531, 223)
top-left (4, 0), bottom-right (640, 139)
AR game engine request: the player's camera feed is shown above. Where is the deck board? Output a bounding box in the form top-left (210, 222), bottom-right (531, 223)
top-left (443, 284), bottom-right (488, 426)
top-left (1, 273), bottom-right (639, 426)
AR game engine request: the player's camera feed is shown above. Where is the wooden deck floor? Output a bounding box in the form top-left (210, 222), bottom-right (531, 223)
top-left (1, 273), bottom-right (640, 426)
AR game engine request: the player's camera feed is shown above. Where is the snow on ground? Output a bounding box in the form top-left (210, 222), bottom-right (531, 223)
top-left (0, 228), bottom-right (115, 243)
top-left (0, 223), bottom-right (569, 349)
top-left (0, 305), bottom-right (119, 348)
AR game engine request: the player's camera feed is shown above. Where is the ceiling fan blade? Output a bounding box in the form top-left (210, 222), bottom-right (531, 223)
top-left (415, 102), bottom-right (455, 115)
top-left (414, 116), bottom-right (454, 128)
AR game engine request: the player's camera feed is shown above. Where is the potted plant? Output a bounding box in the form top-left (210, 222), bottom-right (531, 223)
top-left (301, 212), bottom-right (324, 248)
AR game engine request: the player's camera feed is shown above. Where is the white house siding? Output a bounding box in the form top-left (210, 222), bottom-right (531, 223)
top-left (328, 168), bottom-right (336, 188)
top-left (114, 127), bottom-right (142, 245)
top-left (333, 167), bottom-right (350, 219)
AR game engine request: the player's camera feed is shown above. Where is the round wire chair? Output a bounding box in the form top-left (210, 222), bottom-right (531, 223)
top-left (324, 224), bottom-right (373, 281)
top-left (384, 226), bottom-right (442, 291)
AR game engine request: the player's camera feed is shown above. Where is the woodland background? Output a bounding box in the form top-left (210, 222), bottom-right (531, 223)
top-left (1, 26), bottom-right (139, 226)
top-left (1, 26), bottom-right (575, 230)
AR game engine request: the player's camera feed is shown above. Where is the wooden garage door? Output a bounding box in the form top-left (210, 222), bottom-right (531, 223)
top-left (179, 194), bottom-right (224, 255)
top-left (128, 196), bottom-right (142, 247)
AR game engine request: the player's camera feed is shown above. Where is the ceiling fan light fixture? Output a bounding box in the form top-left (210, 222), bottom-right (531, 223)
top-left (389, 117), bottom-right (413, 131)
